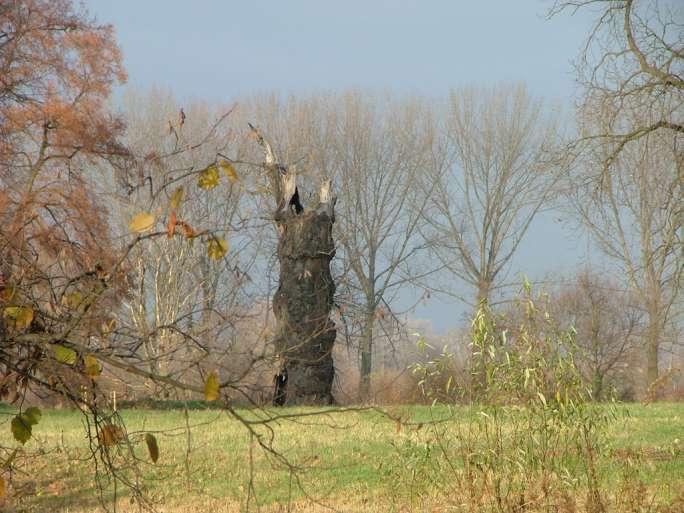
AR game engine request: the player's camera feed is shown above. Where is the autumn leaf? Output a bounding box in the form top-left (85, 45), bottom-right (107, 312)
top-left (207, 238), bottom-right (228, 260)
top-left (3, 306), bottom-right (34, 331)
top-left (145, 433), bottom-right (159, 463)
top-left (2, 285), bottom-right (16, 303)
top-left (84, 355), bottom-right (102, 378)
top-left (99, 424), bottom-right (124, 447)
top-left (101, 318), bottom-right (117, 335)
top-left (204, 371), bottom-right (219, 401)
top-left (169, 186), bottom-right (184, 209)
top-left (61, 291), bottom-right (84, 309)
top-left (10, 414), bottom-right (34, 445)
top-left (129, 212), bottom-right (156, 233)
top-left (0, 475), bottom-right (5, 500)
top-left (179, 222), bottom-right (197, 239)
top-left (23, 407), bottom-right (41, 426)
top-left (219, 160), bottom-right (239, 182)
top-left (53, 345), bottom-right (77, 365)
top-left (167, 211), bottom-right (178, 238)
top-left (198, 165), bottom-right (220, 190)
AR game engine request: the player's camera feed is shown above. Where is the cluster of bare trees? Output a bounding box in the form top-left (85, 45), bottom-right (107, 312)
top-left (105, 77), bottom-right (680, 404)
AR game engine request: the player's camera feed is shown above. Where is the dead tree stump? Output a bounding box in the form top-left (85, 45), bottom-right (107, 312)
top-left (250, 124), bottom-right (337, 405)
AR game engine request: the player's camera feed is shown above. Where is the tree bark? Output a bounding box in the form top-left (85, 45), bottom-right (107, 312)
top-left (250, 124), bottom-right (337, 405)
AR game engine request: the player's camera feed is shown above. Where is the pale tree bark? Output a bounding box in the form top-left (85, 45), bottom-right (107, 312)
top-left (250, 124), bottom-right (337, 405)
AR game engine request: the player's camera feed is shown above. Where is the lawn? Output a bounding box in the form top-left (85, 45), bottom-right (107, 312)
top-left (2, 402), bottom-right (682, 512)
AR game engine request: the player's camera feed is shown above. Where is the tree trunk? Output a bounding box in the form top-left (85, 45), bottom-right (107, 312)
top-left (249, 124), bottom-right (337, 406)
top-left (272, 204), bottom-right (337, 405)
top-left (358, 309), bottom-right (374, 401)
top-left (644, 291), bottom-right (662, 397)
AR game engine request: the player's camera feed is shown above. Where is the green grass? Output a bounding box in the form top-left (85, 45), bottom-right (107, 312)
top-left (2, 403), bottom-right (683, 512)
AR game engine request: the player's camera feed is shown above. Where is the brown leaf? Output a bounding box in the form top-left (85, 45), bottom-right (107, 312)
top-left (145, 433), bottom-right (159, 463)
top-left (99, 424), bottom-right (124, 447)
top-left (179, 221), bottom-right (197, 239)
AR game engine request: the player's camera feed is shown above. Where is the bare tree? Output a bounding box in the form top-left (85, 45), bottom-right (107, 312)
top-left (426, 84), bottom-right (564, 307)
top-left (326, 93), bottom-right (439, 401)
top-left (110, 90), bottom-right (272, 397)
top-left (550, 0), bottom-right (683, 172)
top-left (567, 124), bottom-right (682, 393)
top-left (552, 269), bottom-right (643, 399)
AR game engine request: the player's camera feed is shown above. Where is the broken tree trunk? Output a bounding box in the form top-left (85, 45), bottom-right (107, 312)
top-left (250, 124), bottom-right (337, 405)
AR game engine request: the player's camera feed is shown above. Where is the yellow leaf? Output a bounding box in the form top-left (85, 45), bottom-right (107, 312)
top-left (3, 306), bottom-right (33, 331)
top-left (204, 371), bottom-right (219, 401)
top-left (198, 165), bottom-right (220, 190)
top-left (129, 212), bottom-right (156, 233)
top-left (84, 355), bottom-right (102, 378)
top-left (53, 344), bottom-right (77, 365)
top-left (207, 238), bottom-right (228, 260)
top-left (2, 285), bottom-right (16, 303)
top-left (0, 475), bottom-right (5, 500)
top-left (169, 186), bottom-right (184, 209)
top-left (101, 318), bottom-right (117, 335)
top-left (99, 424), bottom-right (124, 447)
top-left (145, 433), bottom-right (159, 463)
top-left (219, 160), bottom-right (239, 182)
top-left (61, 291), bottom-right (84, 309)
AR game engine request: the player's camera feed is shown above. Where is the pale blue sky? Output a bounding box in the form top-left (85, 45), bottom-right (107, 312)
top-left (87, 0), bottom-right (599, 331)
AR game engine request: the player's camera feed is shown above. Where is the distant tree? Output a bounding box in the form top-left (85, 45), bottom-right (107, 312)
top-left (552, 270), bottom-right (643, 399)
top-left (425, 84), bottom-right (564, 307)
top-left (567, 125), bottom-right (682, 392)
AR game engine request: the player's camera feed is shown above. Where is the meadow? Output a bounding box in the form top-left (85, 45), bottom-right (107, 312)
top-left (4, 402), bottom-right (683, 512)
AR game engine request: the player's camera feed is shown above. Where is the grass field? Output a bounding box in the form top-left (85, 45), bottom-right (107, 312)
top-left (3, 402), bottom-right (683, 512)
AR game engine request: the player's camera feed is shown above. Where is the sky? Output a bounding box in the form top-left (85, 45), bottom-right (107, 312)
top-left (87, 0), bottom-right (601, 332)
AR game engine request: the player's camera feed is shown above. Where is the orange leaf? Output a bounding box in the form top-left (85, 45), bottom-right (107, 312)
top-left (167, 211), bottom-right (177, 238)
top-left (129, 212), bottom-right (155, 233)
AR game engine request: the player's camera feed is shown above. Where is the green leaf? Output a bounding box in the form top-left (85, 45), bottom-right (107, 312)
top-left (23, 407), bottom-right (41, 426)
top-left (11, 415), bottom-right (32, 444)
top-left (145, 433), bottom-right (159, 463)
top-left (53, 344), bottom-right (77, 365)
